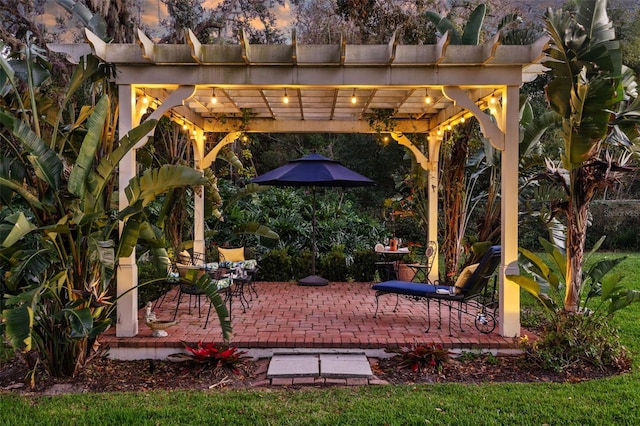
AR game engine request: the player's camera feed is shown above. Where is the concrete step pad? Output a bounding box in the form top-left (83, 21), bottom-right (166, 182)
top-left (267, 352), bottom-right (372, 378)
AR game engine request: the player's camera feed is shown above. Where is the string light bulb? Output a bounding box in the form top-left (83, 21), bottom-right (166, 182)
top-left (460, 116), bottom-right (465, 123)
top-left (425, 89), bottom-right (432, 104)
top-left (351, 89), bottom-right (357, 104)
top-left (209, 88), bottom-right (217, 106)
top-left (283, 88), bottom-right (289, 104)
top-left (138, 94), bottom-right (149, 115)
top-left (489, 94), bottom-right (497, 105)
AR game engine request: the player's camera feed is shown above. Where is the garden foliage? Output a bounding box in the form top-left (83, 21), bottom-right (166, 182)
top-left (0, 36), bottom-right (228, 377)
top-left (509, 237), bottom-right (639, 370)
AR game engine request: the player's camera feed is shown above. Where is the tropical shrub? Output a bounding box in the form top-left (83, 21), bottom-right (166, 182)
top-left (349, 248), bottom-right (378, 282)
top-left (511, 238), bottom-right (640, 317)
top-left (319, 245), bottom-right (348, 282)
top-left (258, 248), bottom-right (292, 281)
top-left (508, 237), bottom-right (640, 370)
top-left (0, 37), bottom-right (227, 377)
top-left (223, 185), bottom-right (386, 267)
top-left (519, 315), bottom-right (631, 372)
top-left (291, 248), bottom-right (312, 280)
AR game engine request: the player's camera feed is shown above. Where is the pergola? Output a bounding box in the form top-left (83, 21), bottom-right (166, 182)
top-left (53, 28), bottom-right (548, 340)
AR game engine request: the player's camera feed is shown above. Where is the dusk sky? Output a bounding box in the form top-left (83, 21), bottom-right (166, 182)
top-left (39, 0), bottom-right (637, 43)
top-left (42, 0), bottom-right (295, 41)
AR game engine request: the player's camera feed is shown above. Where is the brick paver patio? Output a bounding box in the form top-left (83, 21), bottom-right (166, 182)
top-left (101, 281), bottom-right (520, 354)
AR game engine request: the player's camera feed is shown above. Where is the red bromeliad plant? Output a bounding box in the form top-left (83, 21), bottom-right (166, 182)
top-left (179, 341), bottom-right (249, 373)
top-left (388, 343), bottom-right (450, 373)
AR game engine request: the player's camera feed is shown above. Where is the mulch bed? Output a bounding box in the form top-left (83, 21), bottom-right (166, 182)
top-left (374, 354), bottom-right (624, 385)
top-left (0, 351), bottom-right (627, 396)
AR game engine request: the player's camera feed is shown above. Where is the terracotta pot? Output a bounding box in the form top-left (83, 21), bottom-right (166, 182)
top-left (397, 263), bottom-right (414, 281)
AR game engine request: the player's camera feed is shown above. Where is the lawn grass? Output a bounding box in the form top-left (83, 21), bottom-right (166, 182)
top-left (2, 377), bottom-right (639, 425)
top-left (2, 252), bottom-right (639, 425)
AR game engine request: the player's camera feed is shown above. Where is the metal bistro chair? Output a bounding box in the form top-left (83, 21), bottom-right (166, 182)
top-left (152, 250), bottom-right (202, 310)
top-left (406, 241), bottom-right (438, 284)
top-left (172, 251), bottom-right (215, 327)
top-left (218, 246), bottom-right (259, 302)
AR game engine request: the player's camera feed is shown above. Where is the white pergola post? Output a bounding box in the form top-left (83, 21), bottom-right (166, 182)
top-left (427, 132), bottom-right (442, 284)
top-left (116, 84), bottom-right (138, 337)
top-left (116, 85), bottom-right (199, 336)
top-left (391, 131), bottom-right (442, 282)
top-left (442, 85), bottom-right (522, 336)
top-left (499, 85), bottom-right (521, 337)
top-left (193, 127), bottom-right (206, 257)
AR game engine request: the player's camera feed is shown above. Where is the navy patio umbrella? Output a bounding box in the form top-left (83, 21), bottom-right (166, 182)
top-left (251, 153), bottom-right (375, 286)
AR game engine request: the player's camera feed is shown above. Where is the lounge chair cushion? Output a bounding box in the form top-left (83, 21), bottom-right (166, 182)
top-left (453, 263), bottom-right (479, 294)
top-left (372, 281), bottom-right (452, 298)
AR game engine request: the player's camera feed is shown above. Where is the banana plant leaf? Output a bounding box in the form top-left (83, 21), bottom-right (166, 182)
top-left (66, 307), bottom-right (95, 339)
top-left (0, 111), bottom-right (62, 190)
top-left (1, 212), bottom-right (37, 248)
top-left (68, 96), bottom-right (109, 197)
top-left (122, 164), bottom-right (207, 212)
top-left (0, 177), bottom-right (43, 209)
top-left (2, 304), bottom-right (34, 350)
top-left (180, 273), bottom-right (232, 341)
top-left (88, 119), bottom-right (158, 199)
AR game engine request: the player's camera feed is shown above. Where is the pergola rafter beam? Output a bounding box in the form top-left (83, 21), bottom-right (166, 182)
top-left (240, 28), bottom-right (251, 64)
top-left (435, 31), bottom-right (451, 65)
top-left (387, 31), bottom-right (398, 64)
top-left (482, 32), bottom-right (501, 64)
top-left (187, 29), bottom-right (202, 64)
top-left (292, 29), bottom-right (298, 65)
top-left (258, 89), bottom-right (276, 119)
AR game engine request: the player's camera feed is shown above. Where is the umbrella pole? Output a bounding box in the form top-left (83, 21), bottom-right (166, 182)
top-left (298, 186), bottom-right (328, 286)
top-left (311, 186), bottom-right (317, 276)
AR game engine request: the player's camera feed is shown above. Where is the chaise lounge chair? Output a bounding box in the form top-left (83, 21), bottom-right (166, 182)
top-left (371, 245), bottom-right (501, 336)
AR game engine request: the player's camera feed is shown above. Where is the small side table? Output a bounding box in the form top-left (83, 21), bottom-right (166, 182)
top-left (375, 247), bottom-right (409, 281)
top-left (230, 274), bottom-right (251, 312)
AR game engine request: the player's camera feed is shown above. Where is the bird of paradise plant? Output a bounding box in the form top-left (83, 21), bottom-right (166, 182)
top-left (0, 35), bottom-right (229, 378)
top-left (537, 0), bottom-right (640, 312)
